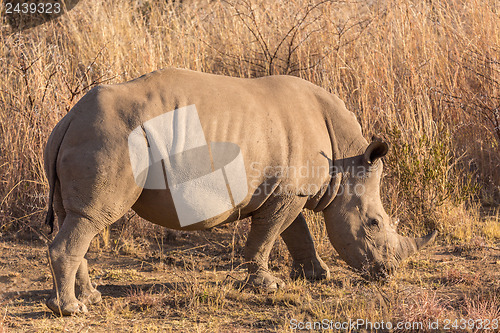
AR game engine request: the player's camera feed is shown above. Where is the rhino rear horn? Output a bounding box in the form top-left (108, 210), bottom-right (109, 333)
top-left (364, 138), bottom-right (389, 165)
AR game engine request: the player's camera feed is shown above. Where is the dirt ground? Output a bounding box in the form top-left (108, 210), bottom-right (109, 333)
top-left (0, 218), bottom-right (499, 332)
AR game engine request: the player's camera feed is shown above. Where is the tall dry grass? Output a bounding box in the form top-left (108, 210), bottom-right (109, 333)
top-left (0, 0), bottom-right (498, 241)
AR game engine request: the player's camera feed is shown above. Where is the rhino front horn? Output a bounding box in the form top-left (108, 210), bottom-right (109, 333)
top-left (398, 230), bottom-right (438, 259)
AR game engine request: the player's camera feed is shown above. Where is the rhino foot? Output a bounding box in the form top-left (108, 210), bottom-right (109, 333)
top-left (46, 296), bottom-right (88, 316)
top-left (77, 288), bottom-right (101, 305)
top-left (247, 270), bottom-right (285, 290)
top-left (290, 257), bottom-right (330, 281)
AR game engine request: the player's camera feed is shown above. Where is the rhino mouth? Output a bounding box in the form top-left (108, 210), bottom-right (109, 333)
top-left (358, 231), bottom-right (438, 281)
top-left (359, 261), bottom-right (397, 281)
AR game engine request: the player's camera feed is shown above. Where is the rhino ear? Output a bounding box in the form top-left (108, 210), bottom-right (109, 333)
top-left (364, 137), bottom-right (389, 165)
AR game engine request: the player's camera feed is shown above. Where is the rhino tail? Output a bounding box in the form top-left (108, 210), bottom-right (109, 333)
top-left (44, 114), bottom-right (72, 234)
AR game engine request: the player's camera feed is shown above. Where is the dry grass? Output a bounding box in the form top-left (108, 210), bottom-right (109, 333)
top-left (0, 0), bottom-right (499, 331)
top-left (0, 0), bottom-right (498, 239)
top-left (1, 223), bottom-right (499, 331)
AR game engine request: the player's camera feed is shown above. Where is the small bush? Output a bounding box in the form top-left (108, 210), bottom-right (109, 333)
top-left (384, 124), bottom-right (479, 236)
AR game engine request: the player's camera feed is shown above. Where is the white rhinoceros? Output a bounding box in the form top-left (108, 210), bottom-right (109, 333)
top-left (43, 68), bottom-right (436, 315)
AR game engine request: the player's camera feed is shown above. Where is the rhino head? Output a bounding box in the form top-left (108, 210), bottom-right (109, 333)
top-left (323, 137), bottom-right (437, 279)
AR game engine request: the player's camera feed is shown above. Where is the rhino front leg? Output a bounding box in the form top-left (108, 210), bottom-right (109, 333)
top-left (281, 213), bottom-right (330, 281)
top-left (245, 195), bottom-right (306, 290)
top-left (46, 213), bottom-right (101, 316)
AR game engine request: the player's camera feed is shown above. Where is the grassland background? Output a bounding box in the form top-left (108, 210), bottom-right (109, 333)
top-left (0, 0), bottom-right (499, 331)
top-left (0, 0), bottom-right (500, 331)
top-left (0, 0), bottom-right (498, 241)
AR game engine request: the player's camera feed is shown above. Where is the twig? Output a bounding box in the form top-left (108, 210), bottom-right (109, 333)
top-left (1, 209), bottom-right (49, 243)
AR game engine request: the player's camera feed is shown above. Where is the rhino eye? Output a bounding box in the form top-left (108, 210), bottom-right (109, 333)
top-left (369, 219), bottom-right (380, 228)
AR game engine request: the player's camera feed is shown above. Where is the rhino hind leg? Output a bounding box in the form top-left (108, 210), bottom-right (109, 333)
top-left (50, 182), bottom-right (101, 309)
top-left (244, 195), bottom-right (307, 290)
top-left (281, 213), bottom-right (330, 281)
top-left (46, 213), bottom-right (102, 316)
top-left (75, 258), bottom-right (102, 305)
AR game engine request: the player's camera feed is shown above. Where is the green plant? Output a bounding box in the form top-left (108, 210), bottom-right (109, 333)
top-left (384, 124), bottom-right (479, 234)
